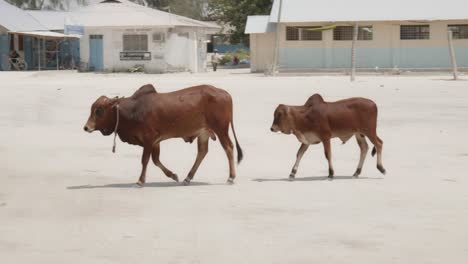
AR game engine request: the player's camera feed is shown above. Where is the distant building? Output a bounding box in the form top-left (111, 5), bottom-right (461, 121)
top-left (245, 0), bottom-right (468, 72)
top-left (0, 0), bottom-right (79, 71)
top-left (65, 0), bottom-right (220, 73)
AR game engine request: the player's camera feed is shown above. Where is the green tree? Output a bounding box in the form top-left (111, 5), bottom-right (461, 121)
top-left (208, 0), bottom-right (273, 44)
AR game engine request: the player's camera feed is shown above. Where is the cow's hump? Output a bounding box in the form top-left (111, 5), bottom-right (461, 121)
top-left (130, 84), bottom-right (157, 99)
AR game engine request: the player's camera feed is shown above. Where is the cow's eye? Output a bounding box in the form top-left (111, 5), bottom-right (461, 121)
top-left (95, 107), bottom-right (104, 117)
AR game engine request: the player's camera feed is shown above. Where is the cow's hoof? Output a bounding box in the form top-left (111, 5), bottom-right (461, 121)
top-left (227, 178), bottom-right (235, 185)
top-left (327, 175), bottom-right (334, 181)
top-left (183, 178), bottom-right (191, 185)
top-left (170, 174), bottom-right (179, 182)
top-left (288, 176), bottom-right (295, 181)
top-left (377, 165), bottom-right (386, 175)
top-left (353, 168), bottom-right (361, 178)
top-left (136, 181), bottom-right (144, 187)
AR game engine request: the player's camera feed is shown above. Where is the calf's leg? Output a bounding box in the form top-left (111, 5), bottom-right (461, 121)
top-left (152, 143), bottom-right (178, 182)
top-left (137, 146), bottom-right (152, 186)
top-left (354, 134), bottom-right (369, 177)
top-left (289, 144), bottom-right (309, 181)
top-left (368, 134), bottom-right (386, 174)
top-left (184, 134), bottom-right (209, 185)
top-left (322, 138), bottom-right (334, 178)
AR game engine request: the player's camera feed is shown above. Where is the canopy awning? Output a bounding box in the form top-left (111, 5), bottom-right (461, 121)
top-left (10, 31), bottom-right (81, 39)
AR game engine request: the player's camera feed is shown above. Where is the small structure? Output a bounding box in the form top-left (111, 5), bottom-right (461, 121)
top-left (0, 0), bottom-right (79, 71)
top-left (66, 0), bottom-right (220, 73)
top-left (245, 0), bottom-right (468, 72)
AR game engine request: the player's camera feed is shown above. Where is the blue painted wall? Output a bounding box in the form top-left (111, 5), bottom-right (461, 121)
top-left (280, 47), bottom-right (468, 69)
top-left (0, 34), bottom-right (10, 70)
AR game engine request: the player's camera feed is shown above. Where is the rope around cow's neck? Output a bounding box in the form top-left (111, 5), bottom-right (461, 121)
top-left (112, 104), bottom-right (120, 153)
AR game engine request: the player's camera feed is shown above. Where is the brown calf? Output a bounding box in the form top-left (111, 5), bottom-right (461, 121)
top-left (84, 84), bottom-right (243, 186)
top-left (271, 94), bottom-right (385, 180)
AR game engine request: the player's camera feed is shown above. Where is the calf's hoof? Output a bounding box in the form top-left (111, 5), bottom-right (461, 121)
top-left (170, 174), bottom-right (179, 182)
top-left (353, 168), bottom-right (362, 178)
top-left (288, 175), bottom-right (295, 181)
top-left (377, 165), bottom-right (386, 175)
top-left (227, 178), bottom-right (235, 185)
top-left (183, 178), bottom-right (191, 186)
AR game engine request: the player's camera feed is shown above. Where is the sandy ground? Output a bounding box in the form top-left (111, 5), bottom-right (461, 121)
top-left (1, 69), bottom-right (468, 263)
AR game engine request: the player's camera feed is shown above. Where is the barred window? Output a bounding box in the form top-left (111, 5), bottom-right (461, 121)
top-left (400, 25), bottom-right (430, 40)
top-left (123, 34), bottom-right (148, 51)
top-left (286, 27), bottom-right (299, 40)
top-left (300, 27), bottom-right (322, 40)
top-left (286, 26), bottom-right (322, 41)
top-left (333, 26), bottom-right (373, 41)
top-left (448, 24), bottom-right (468, 39)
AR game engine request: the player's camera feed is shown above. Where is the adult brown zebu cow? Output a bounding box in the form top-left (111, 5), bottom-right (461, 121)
top-left (270, 94), bottom-right (385, 180)
top-left (84, 84), bottom-right (243, 186)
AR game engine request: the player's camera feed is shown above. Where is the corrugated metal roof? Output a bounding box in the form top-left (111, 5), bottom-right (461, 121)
top-left (269, 0), bottom-right (468, 23)
top-left (66, 0), bottom-right (220, 29)
top-left (27, 11), bottom-right (69, 31)
top-left (0, 0), bottom-right (48, 31)
top-left (245, 16), bottom-right (276, 34)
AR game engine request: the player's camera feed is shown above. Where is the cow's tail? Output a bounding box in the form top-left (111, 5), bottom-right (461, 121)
top-left (230, 112), bottom-right (243, 164)
top-left (371, 137), bottom-right (383, 157)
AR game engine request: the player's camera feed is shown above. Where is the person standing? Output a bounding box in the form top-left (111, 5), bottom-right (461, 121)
top-left (211, 49), bottom-right (220, 72)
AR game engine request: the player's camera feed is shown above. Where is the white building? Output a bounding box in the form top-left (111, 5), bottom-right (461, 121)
top-left (65, 0), bottom-right (220, 73)
top-left (245, 0), bottom-right (468, 72)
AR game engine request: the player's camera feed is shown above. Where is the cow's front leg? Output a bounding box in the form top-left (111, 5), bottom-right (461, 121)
top-left (322, 138), bottom-right (334, 179)
top-left (152, 143), bottom-right (179, 182)
top-left (289, 143), bottom-right (309, 181)
top-left (137, 146), bottom-right (152, 186)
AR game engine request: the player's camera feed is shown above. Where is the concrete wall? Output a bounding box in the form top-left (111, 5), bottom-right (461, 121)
top-left (250, 32), bottom-right (275, 72)
top-left (80, 26), bottom-right (207, 73)
top-left (250, 20), bottom-right (468, 71)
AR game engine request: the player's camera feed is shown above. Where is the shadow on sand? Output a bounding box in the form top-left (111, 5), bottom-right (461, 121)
top-left (67, 181), bottom-right (214, 190)
top-left (253, 175), bottom-right (384, 183)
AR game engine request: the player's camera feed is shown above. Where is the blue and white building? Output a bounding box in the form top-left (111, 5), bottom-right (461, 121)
top-left (245, 0), bottom-right (468, 72)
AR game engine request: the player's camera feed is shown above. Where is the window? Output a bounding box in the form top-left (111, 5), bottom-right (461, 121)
top-left (152, 32), bottom-right (165, 42)
top-left (123, 34), bottom-right (148, 51)
top-left (286, 26), bottom-right (322, 41)
top-left (448, 24), bottom-right (468, 39)
top-left (300, 27), bottom-right (322, 40)
top-left (286, 27), bottom-right (299, 40)
top-left (400, 25), bottom-right (430, 40)
top-left (333, 26), bottom-right (373, 41)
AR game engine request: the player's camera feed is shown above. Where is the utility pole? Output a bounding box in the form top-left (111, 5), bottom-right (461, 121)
top-left (447, 30), bottom-right (459, 80)
top-left (350, 23), bottom-right (358, 81)
top-left (272, 0), bottom-right (283, 75)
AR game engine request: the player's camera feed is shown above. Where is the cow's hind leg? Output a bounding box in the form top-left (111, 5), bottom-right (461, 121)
top-left (183, 134), bottom-right (209, 185)
top-left (353, 134), bottom-right (369, 177)
top-left (368, 134), bottom-right (386, 174)
top-left (322, 138), bottom-right (334, 179)
top-left (152, 143), bottom-right (178, 182)
top-left (217, 131), bottom-right (236, 184)
top-left (289, 144), bottom-right (309, 181)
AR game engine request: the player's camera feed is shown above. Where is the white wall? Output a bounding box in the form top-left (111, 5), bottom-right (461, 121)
top-left (79, 26), bottom-right (207, 73)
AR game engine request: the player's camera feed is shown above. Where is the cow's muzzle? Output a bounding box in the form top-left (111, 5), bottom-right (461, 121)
top-left (84, 123), bottom-right (95, 133)
top-left (270, 125), bottom-right (279, 133)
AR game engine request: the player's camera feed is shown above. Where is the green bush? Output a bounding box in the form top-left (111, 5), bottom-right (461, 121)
top-left (220, 52), bottom-right (232, 65)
